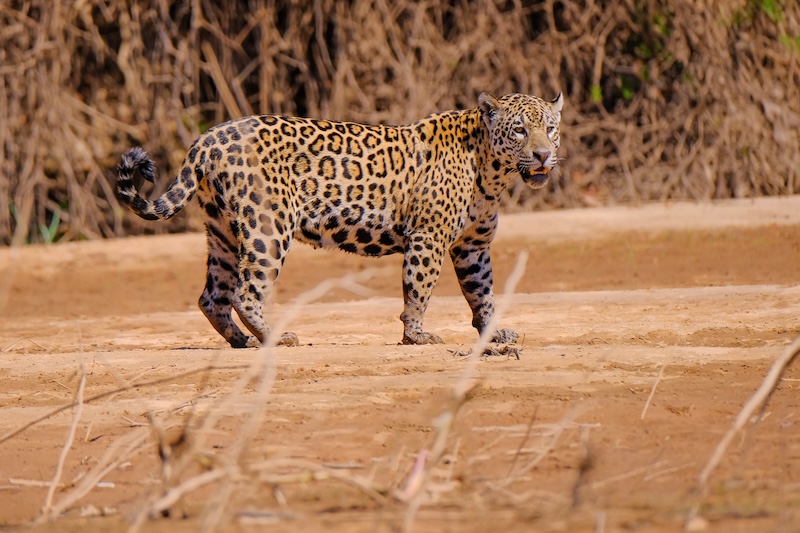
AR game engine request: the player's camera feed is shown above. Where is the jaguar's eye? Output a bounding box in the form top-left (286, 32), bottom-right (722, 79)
top-left (513, 126), bottom-right (526, 135)
top-left (546, 126), bottom-right (556, 137)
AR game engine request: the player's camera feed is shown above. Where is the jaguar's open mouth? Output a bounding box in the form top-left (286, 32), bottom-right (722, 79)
top-left (518, 165), bottom-right (550, 189)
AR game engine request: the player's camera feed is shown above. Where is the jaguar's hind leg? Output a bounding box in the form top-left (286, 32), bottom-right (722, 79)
top-left (199, 227), bottom-right (255, 348)
top-left (233, 221), bottom-right (298, 347)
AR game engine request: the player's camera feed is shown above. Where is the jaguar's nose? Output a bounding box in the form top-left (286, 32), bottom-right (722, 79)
top-left (532, 149), bottom-right (552, 166)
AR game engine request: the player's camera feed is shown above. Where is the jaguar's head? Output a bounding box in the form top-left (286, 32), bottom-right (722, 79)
top-left (479, 92), bottom-right (563, 189)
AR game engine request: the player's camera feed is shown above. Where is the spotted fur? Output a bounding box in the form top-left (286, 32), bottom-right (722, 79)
top-left (116, 92), bottom-right (563, 348)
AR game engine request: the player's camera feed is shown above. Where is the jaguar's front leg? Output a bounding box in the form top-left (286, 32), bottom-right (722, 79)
top-left (450, 242), bottom-right (519, 343)
top-left (400, 233), bottom-right (447, 345)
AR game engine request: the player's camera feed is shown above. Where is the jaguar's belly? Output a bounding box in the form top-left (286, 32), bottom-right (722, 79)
top-left (294, 206), bottom-right (407, 257)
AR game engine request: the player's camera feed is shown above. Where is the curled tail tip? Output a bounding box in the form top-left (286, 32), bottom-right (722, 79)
top-left (115, 147), bottom-right (187, 221)
top-left (118, 147), bottom-right (157, 183)
top-left (116, 147), bottom-right (160, 220)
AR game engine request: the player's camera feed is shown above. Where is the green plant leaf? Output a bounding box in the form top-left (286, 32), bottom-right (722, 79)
top-left (591, 85), bottom-right (603, 103)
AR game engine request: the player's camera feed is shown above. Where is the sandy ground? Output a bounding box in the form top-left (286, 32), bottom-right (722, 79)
top-left (1, 196), bottom-right (800, 532)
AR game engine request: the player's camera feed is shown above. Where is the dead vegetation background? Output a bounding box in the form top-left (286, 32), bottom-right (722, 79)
top-left (1, 0), bottom-right (799, 244)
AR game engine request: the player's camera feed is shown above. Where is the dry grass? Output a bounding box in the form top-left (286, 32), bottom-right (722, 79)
top-left (2, 246), bottom-right (799, 529)
top-left (1, 0), bottom-right (798, 244)
top-left (2, 253), bottom-right (586, 531)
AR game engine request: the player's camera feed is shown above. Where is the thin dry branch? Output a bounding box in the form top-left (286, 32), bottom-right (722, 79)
top-left (506, 407), bottom-right (539, 479)
top-left (248, 458), bottom-right (389, 506)
top-left (686, 334), bottom-right (800, 528)
top-left (641, 364), bottom-right (666, 420)
top-left (42, 363), bottom-right (86, 516)
top-left (197, 269), bottom-right (385, 531)
top-left (123, 268), bottom-right (389, 531)
top-left (0, 364), bottom-right (248, 445)
top-left (43, 427), bottom-right (151, 521)
top-left (400, 251), bottom-right (528, 532)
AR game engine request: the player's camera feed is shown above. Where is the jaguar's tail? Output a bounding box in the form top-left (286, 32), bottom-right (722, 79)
top-left (116, 147), bottom-right (197, 221)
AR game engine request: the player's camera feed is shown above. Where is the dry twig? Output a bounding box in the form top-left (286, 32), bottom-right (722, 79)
top-left (0, 364), bottom-right (248, 445)
top-left (41, 363), bottom-right (86, 518)
top-left (400, 252), bottom-right (529, 532)
top-left (641, 364), bottom-right (666, 420)
top-left (686, 334), bottom-right (800, 529)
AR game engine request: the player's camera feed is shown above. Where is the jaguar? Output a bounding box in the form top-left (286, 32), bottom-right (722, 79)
top-left (116, 91), bottom-right (563, 348)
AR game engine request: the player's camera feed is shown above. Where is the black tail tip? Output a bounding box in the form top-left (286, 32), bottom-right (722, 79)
top-left (119, 147), bottom-right (157, 183)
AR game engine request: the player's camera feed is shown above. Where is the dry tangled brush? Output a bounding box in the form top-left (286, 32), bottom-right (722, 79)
top-left (1, 0), bottom-right (798, 244)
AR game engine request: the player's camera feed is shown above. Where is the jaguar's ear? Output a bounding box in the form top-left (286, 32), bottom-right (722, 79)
top-left (551, 92), bottom-right (564, 115)
top-left (478, 92), bottom-right (502, 128)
